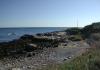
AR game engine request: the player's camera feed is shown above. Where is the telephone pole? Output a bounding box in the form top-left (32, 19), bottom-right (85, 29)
top-left (77, 19), bottom-right (78, 28)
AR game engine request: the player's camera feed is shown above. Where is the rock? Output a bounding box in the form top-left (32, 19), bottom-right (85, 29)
top-left (27, 66), bottom-right (32, 69)
top-left (63, 58), bottom-right (68, 61)
top-left (24, 43), bottom-right (38, 52)
top-left (67, 56), bottom-right (72, 59)
top-left (20, 34), bottom-right (34, 40)
top-left (12, 68), bottom-right (21, 70)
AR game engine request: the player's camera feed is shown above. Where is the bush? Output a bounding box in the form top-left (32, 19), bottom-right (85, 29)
top-left (65, 27), bottom-right (81, 35)
top-left (81, 22), bottom-right (100, 38)
top-left (68, 35), bottom-right (82, 41)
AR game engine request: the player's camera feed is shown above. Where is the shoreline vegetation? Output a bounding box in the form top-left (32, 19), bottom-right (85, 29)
top-left (0, 22), bottom-right (100, 70)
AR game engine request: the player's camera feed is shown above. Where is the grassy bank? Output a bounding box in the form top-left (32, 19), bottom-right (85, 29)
top-left (41, 48), bottom-right (100, 70)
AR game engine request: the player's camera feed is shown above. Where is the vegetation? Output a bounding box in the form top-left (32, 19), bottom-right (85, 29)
top-left (68, 35), bottom-right (82, 41)
top-left (65, 27), bottom-right (81, 35)
top-left (65, 27), bottom-right (83, 41)
top-left (64, 22), bottom-right (100, 40)
top-left (41, 49), bottom-right (100, 70)
top-left (81, 22), bottom-right (100, 38)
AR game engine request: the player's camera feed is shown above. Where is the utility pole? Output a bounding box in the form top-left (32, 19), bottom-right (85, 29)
top-left (77, 19), bottom-right (78, 28)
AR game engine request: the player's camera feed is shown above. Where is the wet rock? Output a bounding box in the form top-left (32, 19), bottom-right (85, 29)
top-left (20, 34), bottom-right (34, 40)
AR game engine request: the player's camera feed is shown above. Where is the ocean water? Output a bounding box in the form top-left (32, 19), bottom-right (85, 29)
top-left (0, 27), bottom-right (67, 42)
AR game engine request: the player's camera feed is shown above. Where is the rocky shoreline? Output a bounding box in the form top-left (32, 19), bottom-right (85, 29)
top-left (0, 29), bottom-right (85, 70)
top-left (0, 22), bottom-right (100, 70)
top-left (0, 31), bottom-right (67, 58)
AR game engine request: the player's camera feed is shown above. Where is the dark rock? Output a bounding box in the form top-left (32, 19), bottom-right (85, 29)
top-left (20, 34), bottom-right (34, 40)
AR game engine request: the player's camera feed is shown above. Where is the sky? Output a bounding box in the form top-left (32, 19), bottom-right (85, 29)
top-left (0, 0), bottom-right (100, 27)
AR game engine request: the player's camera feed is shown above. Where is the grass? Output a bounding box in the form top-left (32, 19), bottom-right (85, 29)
top-left (40, 48), bottom-right (100, 70)
top-left (68, 35), bottom-right (83, 41)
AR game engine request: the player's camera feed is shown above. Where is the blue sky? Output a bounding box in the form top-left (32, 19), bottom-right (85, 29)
top-left (0, 0), bottom-right (100, 27)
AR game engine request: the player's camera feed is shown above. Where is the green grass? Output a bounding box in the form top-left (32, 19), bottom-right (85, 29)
top-left (41, 49), bottom-right (100, 70)
top-left (68, 35), bottom-right (83, 41)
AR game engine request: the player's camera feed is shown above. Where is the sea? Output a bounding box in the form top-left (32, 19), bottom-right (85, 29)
top-left (0, 27), bottom-right (67, 42)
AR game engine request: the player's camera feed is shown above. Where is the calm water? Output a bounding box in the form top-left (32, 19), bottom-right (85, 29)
top-left (0, 27), bottom-right (67, 42)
